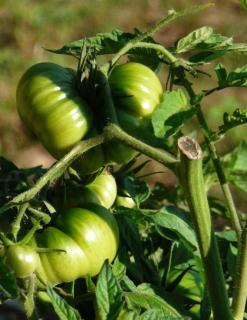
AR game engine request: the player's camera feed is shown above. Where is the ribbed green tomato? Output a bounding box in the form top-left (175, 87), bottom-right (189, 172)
top-left (6, 245), bottom-right (39, 278)
top-left (84, 171), bottom-right (117, 209)
top-left (62, 171), bottom-right (117, 210)
top-left (35, 205), bottom-right (119, 286)
top-left (16, 62), bottom-right (104, 174)
top-left (107, 62), bottom-right (163, 164)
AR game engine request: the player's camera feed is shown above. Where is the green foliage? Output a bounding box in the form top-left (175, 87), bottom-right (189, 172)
top-left (47, 286), bottom-right (82, 320)
top-left (1, 3), bottom-right (247, 320)
top-left (95, 261), bottom-right (123, 320)
top-left (151, 90), bottom-right (194, 139)
top-left (0, 257), bottom-right (18, 303)
top-left (47, 29), bottom-right (137, 58)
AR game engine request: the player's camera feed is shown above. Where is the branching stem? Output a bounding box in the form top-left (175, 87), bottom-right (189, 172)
top-left (0, 125), bottom-right (178, 217)
top-left (179, 70), bottom-right (242, 238)
top-left (178, 136), bottom-right (233, 320)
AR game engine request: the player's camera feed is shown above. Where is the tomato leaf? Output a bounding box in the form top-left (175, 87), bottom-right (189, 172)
top-left (125, 289), bottom-right (182, 319)
top-left (144, 206), bottom-right (199, 255)
top-left (46, 286), bottom-right (82, 320)
top-left (151, 90), bottom-right (189, 138)
top-left (176, 26), bottom-right (213, 53)
top-left (218, 108), bottom-right (247, 134)
top-left (138, 308), bottom-right (177, 320)
top-left (46, 29), bottom-right (137, 58)
top-left (95, 261), bottom-right (123, 320)
top-left (123, 175), bottom-right (151, 205)
top-left (0, 257), bottom-right (18, 303)
top-left (112, 256), bottom-right (126, 281)
top-left (215, 64), bottom-right (247, 88)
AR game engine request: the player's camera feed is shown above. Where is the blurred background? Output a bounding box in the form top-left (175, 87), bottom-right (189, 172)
top-left (0, 0), bottom-right (246, 170)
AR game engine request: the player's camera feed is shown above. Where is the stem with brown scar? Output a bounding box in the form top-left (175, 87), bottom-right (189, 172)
top-left (177, 136), bottom-right (233, 320)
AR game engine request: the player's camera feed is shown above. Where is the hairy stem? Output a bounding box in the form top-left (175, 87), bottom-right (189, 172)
top-left (102, 3), bottom-right (214, 73)
top-left (0, 135), bottom-right (105, 215)
top-left (177, 136), bottom-right (233, 320)
top-left (180, 71), bottom-right (242, 238)
top-left (232, 228), bottom-right (247, 320)
top-left (11, 203), bottom-right (29, 241)
top-left (104, 123), bottom-right (179, 167)
top-left (0, 125), bottom-right (178, 215)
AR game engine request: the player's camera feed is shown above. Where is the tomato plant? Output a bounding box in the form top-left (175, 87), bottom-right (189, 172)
top-left (1, 4), bottom-right (247, 320)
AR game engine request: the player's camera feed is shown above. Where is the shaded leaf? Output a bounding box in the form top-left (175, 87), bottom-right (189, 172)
top-left (47, 29), bottom-right (136, 57)
top-left (125, 289), bottom-right (182, 319)
top-left (95, 261), bottom-right (123, 320)
top-left (0, 257), bottom-right (18, 302)
top-left (46, 286), bottom-right (81, 320)
top-left (219, 108), bottom-right (247, 134)
top-left (138, 308), bottom-right (181, 320)
top-left (151, 90), bottom-right (188, 139)
top-left (145, 206), bottom-right (198, 254)
top-left (176, 26), bottom-right (213, 53)
top-left (123, 175), bottom-right (151, 205)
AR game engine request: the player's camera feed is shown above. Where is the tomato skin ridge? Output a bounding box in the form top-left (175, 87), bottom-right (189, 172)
top-left (16, 62), bottom-right (104, 174)
top-left (106, 62), bottom-right (163, 164)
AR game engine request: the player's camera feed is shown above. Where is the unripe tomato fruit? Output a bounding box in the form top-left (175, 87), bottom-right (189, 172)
top-left (115, 195), bottom-right (136, 208)
top-left (107, 62), bottom-right (163, 164)
top-left (35, 205), bottom-right (119, 286)
top-left (109, 62), bottom-right (163, 117)
top-left (6, 245), bottom-right (39, 278)
top-left (83, 171), bottom-right (117, 209)
top-left (16, 62), bottom-right (104, 174)
top-left (59, 171), bottom-right (117, 210)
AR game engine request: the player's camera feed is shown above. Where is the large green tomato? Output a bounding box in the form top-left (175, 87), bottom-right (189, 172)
top-left (107, 62), bottom-right (163, 164)
top-left (5, 245), bottom-right (40, 278)
top-left (35, 205), bottom-right (119, 286)
top-left (16, 62), bottom-right (104, 174)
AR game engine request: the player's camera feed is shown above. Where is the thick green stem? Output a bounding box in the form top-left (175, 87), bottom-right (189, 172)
top-left (104, 123), bottom-right (178, 167)
top-left (23, 275), bottom-right (37, 320)
top-left (0, 135), bottom-right (104, 215)
top-left (178, 136), bottom-right (233, 320)
top-left (232, 228), bottom-right (247, 320)
top-left (181, 73), bottom-right (242, 238)
top-left (0, 125), bottom-right (178, 215)
top-left (11, 203), bottom-right (29, 241)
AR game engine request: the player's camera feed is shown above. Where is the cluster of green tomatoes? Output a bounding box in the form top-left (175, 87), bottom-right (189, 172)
top-left (5, 60), bottom-right (163, 286)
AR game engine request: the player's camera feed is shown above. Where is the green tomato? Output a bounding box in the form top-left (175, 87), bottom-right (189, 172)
top-left (84, 171), bottom-right (117, 209)
top-left (17, 62), bottom-right (104, 174)
top-left (63, 171), bottom-right (117, 210)
top-left (109, 62), bottom-right (163, 117)
top-left (6, 245), bottom-right (39, 278)
top-left (115, 196), bottom-right (136, 208)
top-left (107, 62), bottom-right (163, 164)
top-left (35, 205), bottom-right (119, 286)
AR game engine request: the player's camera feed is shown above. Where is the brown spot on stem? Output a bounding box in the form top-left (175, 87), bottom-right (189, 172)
top-left (178, 136), bottom-right (202, 160)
